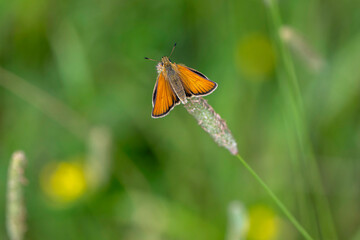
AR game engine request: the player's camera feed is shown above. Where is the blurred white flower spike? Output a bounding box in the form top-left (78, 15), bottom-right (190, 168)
top-left (7, 151), bottom-right (27, 240)
top-left (225, 201), bottom-right (249, 240)
top-left (280, 26), bottom-right (325, 72)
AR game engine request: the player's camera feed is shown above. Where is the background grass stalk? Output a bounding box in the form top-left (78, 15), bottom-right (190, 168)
top-left (265, 1), bottom-right (338, 239)
top-left (0, 67), bottom-right (91, 140)
top-left (235, 154), bottom-right (314, 240)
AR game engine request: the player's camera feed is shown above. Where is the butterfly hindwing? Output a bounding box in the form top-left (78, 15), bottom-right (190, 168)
top-left (152, 73), bottom-right (180, 118)
top-left (177, 64), bottom-right (217, 97)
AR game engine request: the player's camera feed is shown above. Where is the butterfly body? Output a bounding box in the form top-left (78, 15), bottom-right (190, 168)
top-left (158, 56), bottom-right (187, 104)
top-left (151, 56), bottom-right (217, 118)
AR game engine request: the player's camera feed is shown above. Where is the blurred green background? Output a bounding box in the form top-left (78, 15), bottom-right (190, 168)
top-left (1, 0), bottom-right (360, 239)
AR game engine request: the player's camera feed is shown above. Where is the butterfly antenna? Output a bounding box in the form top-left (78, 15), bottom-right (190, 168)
top-left (169, 42), bottom-right (177, 58)
top-left (144, 57), bottom-right (157, 62)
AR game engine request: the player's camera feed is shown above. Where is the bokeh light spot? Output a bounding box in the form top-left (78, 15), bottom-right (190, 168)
top-left (247, 205), bottom-right (278, 240)
top-left (236, 33), bottom-right (276, 80)
top-left (40, 160), bottom-right (87, 204)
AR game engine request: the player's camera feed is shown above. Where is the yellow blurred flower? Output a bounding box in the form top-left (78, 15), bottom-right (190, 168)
top-left (40, 159), bottom-right (87, 204)
top-left (247, 205), bottom-right (278, 240)
top-left (236, 33), bottom-right (276, 80)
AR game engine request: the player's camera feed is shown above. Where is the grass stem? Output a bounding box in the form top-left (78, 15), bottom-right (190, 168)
top-left (265, 1), bottom-right (338, 239)
top-left (235, 154), bottom-right (314, 240)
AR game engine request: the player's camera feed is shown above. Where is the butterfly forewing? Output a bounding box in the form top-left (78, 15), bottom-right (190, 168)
top-left (177, 65), bottom-right (217, 97)
top-left (152, 73), bottom-right (180, 118)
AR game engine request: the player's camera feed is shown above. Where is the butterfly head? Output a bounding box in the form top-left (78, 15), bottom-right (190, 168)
top-left (161, 56), bottom-right (171, 66)
top-left (156, 56), bottom-right (171, 74)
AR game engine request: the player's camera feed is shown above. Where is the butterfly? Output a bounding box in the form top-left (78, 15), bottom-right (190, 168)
top-left (146, 44), bottom-right (217, 118)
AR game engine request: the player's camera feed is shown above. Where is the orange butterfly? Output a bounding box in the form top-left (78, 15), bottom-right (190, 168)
top-left (146, 44), bottom-right (217, 118)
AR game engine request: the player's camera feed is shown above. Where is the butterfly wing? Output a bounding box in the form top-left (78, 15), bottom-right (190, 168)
top-left (177, 64), bottom-right (217, 97)
top-left (152, 72), bottom-right (180, 118)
